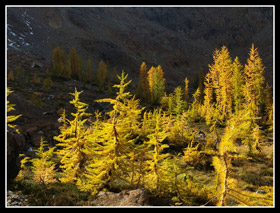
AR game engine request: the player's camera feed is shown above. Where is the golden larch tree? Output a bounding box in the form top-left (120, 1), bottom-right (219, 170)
top-left (97, 59), bottom-right (108, 90)
top-left (184, 77), bottom-right (189, 104)
top-left (232, 56), bottom-right (245, 113)
top-left (147, 65), bottom-right (166, 105)
top-left (77, 72), bottom-right (144, 195)
top-left (54, 88), bottom-right (91, 184)
top-left (139, 61), bottom-right (150, 100)
top-left (30, 137), bottom-right (57, 185)
top-left (243, 44), bottom-right (266, 122)
top-left (7, 88), bottom-right (22, 132)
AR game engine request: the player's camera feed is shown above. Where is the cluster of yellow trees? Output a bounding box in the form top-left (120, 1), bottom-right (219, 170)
top-left (51, 46), bottom-right (83, 80)
top-left (51, 46), bottom-right (117, 92)
top-left (10, 44), bottom-right (273, 206)
top-left (138, 44), bottom-right (272, 132)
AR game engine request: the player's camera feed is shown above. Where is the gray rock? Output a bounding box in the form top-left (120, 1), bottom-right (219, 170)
top-left (196, 130), bottom-right (206, 139)
top-left (7, 126), bottom-right (25, 185)
top-left (7, 191), bottom-right (29, 206)
top-left (91, 188), bottom-right (149, 206)
top-left (256, 190), bottom-right (267, 194)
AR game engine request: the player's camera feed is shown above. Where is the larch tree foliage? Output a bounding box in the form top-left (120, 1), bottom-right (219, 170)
top-left (77, 71), bottom-right (144, 195)
top-left (263, 83), bottom-right (273, 129)
top-left (204, 46), bottom-right (233, 124)
top-left (51, 46), bottom-right (66, 78)
top-left (54, 88), bottom-right (91, 184)
top-left (243, 44), bottom-right (266, 124)
top-left (138, 61), bottom-right (150, 101)
top-left (143, 109), bottom-right (170, 195)
top-left (69, 47), bottom-right (83, 81)
top-left (239, 44), bottom-right (267, 153)
top-left (8, 70), bottom-right (15, 81)
top-left (197, 66), bottom-right (205, 103)
top-left (147, 65), bottom-right (166, 105)
top-left (187, 87), bottom-right (202, 123)
top-left (211, 108), bottom-right (272, 206)
top-left (97, 59), bottom-right (108, 90)
top-left (7, 88), bottom-right (22, 133)
top-left (173, 86), bottom-right (185, 118)
top-left (214, 46), bottom-right (233, 120)
top-left (202, 71), bottom-right (214, 126)
top-left (184, 77), bottom-right (190, 106)
top-left (232, 57), bottom-right (245, 113)
top-left (164, 86), bottom-right (185, 118)
top-left (30, 137), bottom-right (57, 186)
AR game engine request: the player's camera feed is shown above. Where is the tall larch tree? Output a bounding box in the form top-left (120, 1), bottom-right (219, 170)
top-left (51, 46), bottom-right (66, 78)
top-left (139, 61), bottom-right (150, 101)
top-left (184, 77), bottom-right (190, 104)
top-left (232, 57), bottom-right (245, 113)
top-left (77, 72), bottom-right (144, 195)
top-left (173, 86), bottom-right (185, 118)
top-left (54, 88), bottom-right (91, 184)
top-left (202, 72), bottom-right (214, 126)
top-left (243, 44), bottom-right (266, 122)
top-left (144, 109), bottom-right (170, 195)
top-left (147, 65), bottom-right (166, 105)
top-left (204, 46), bottom-right (233, 123)
top-left (97, 59), bottom-right (108, 90)
top-left (216, 46), bottom-right (233, 119)
top-left (69, 47), bottom-right (83, 81)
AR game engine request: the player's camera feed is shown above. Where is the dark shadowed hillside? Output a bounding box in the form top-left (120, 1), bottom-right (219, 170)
top-left (7, 7), bottom-right (273, 89)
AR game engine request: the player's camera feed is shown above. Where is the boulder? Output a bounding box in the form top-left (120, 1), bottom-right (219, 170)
top-left (196, 130), bottom-right (206, 139)
top-left (91, 188), bottom-right (149, 206)
top-left (7, 126), bottom-right (25, 185)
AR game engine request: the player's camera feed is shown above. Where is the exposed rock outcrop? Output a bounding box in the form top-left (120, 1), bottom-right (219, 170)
top-left (90, 188), bottom-right (149, 206)
top-left (7, 126), bottom-right (25, 185)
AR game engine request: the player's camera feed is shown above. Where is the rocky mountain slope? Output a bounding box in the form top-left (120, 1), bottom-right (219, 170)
top-left (6, 7), bottom-right (273, 183)
top-left (7, 7), bottom-right (273, 87)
